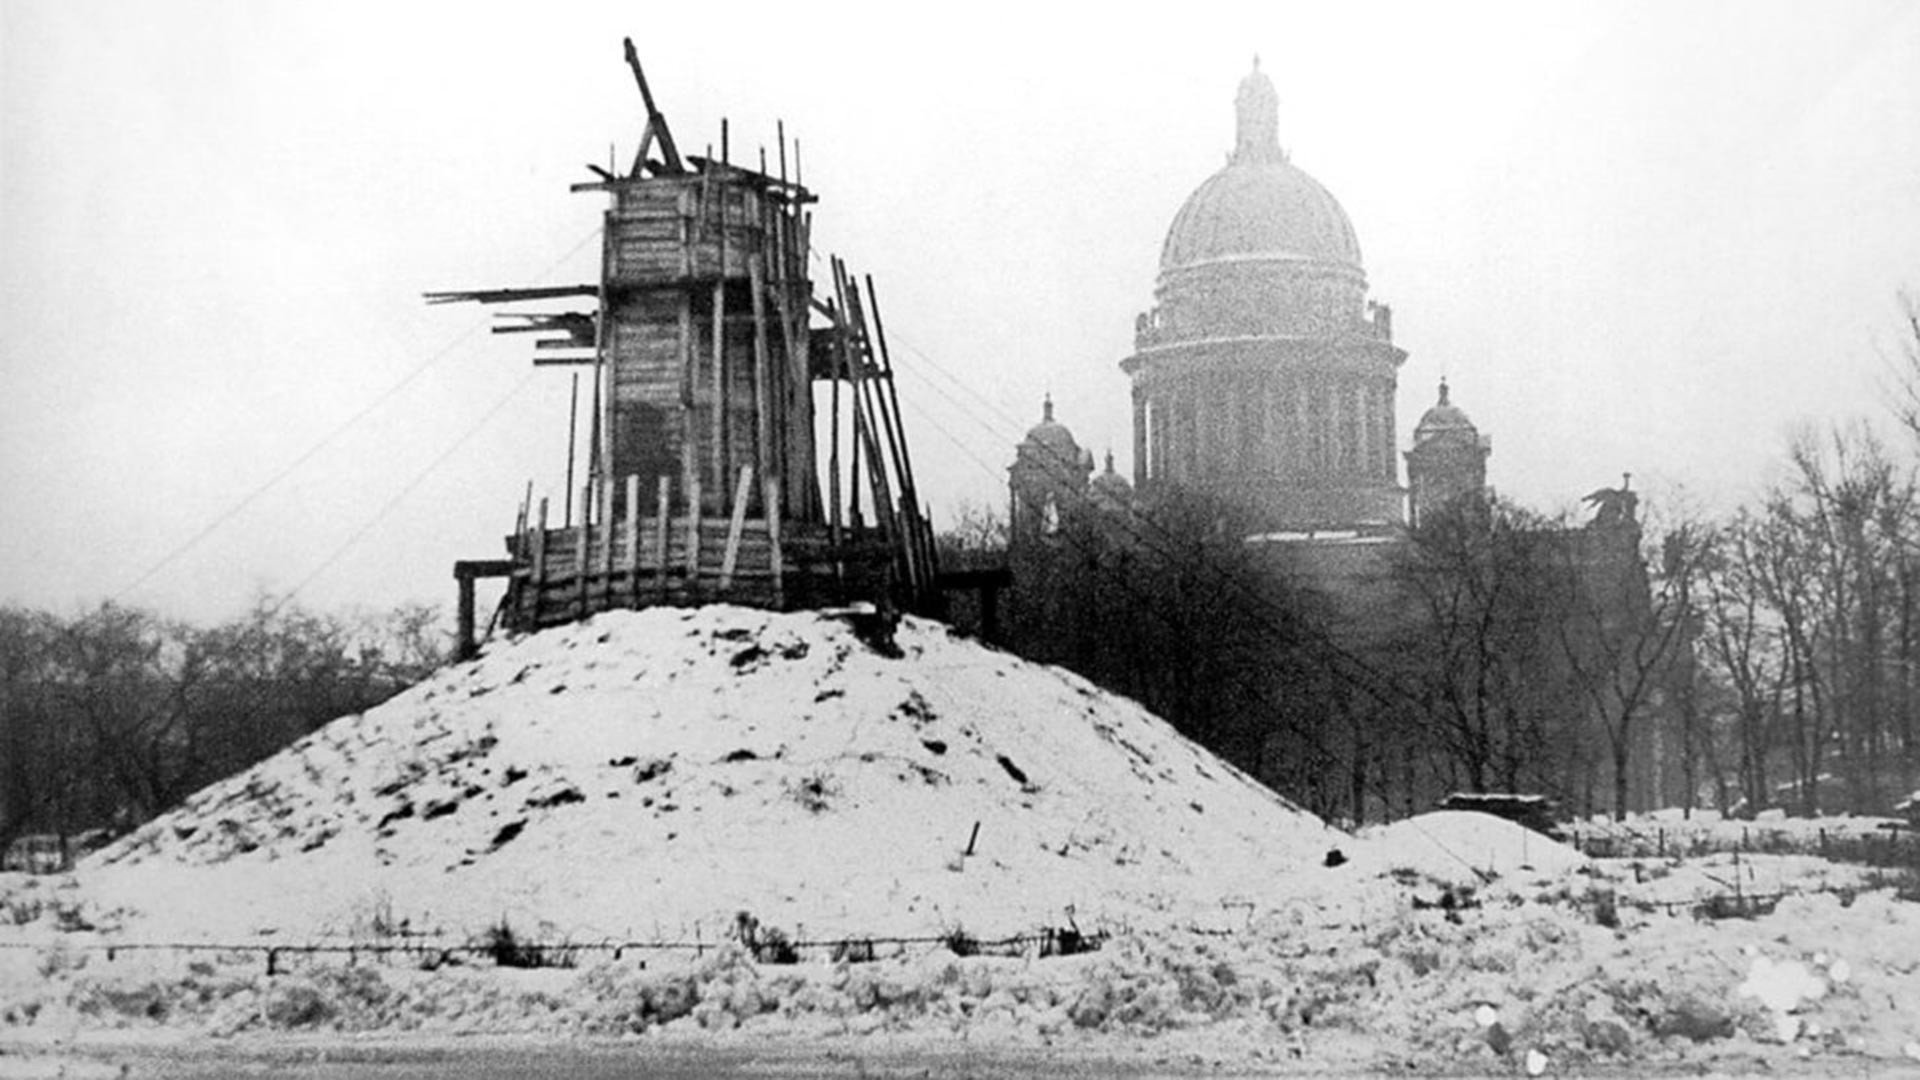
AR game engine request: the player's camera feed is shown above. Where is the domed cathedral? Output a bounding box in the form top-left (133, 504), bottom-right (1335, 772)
top-left (1404, 379), bottom-right (1493, 529)
top-left (1122, 59), bottom-right (1405, 533)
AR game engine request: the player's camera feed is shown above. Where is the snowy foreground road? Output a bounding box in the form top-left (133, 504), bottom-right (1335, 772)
top-left (3, 1033), bottom-right (1903, 1080)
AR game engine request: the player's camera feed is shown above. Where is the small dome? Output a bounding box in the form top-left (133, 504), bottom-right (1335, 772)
top-left (1090, 450), bottom-right (1133, 501)
top-left (1414, 379), bottom-right (1477, 440)
top-left (1023, 395), bottom-right (1073, 446)
top-left (1159, 60), bottom-right (1362, 271)
top-left (1020, 396), bottom-right (1088, 467)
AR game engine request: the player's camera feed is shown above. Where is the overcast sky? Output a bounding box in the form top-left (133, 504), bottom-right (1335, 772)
top-left (4, 1), bottom-right (1918, 624)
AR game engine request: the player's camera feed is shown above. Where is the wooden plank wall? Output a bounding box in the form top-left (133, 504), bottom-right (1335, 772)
top-left (600, 171), bottom-right (817, 523)
top-left (503, 471), bottom-right (889, 631)
top-left (599, 171), bottom-right (810, 518)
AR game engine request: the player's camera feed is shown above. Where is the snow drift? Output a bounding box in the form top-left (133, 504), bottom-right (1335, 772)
top-left (84, 605), bottom-right (1349, 942)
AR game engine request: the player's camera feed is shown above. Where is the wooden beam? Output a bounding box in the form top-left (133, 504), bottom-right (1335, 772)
top-left (575, 488), bottom-right (591, 619)
top-left (748, 256), bottom-right (772, 507)
top-left (719, 465), bottom-right (754, 591)
top-left (623, 37), bottom-right (684, 174)
top-left (625, 473), bottom-right (642, 609)
top-left (599, 476), bottom-right (616, 611)
top-left (765, 477), bottom-right (784, 608)
top-left (530, 498), bottom-right (550, 626)
top-left (827, 299), bottom-right (843, 546)
top-left (654, 476), bottom-right (671, 601)
top-left (710, 279), bottom-right (727, 496)
top-left (424, 285), bottom-right (597, 305)
top-left (683, 478), bottom-right (703, 597)
top-left (678, 289), bottom-right (696, 514)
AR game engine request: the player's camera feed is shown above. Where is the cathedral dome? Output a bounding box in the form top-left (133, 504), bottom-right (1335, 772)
top-left (1413, 379), bottom-right (1477, 440)
top-left (1159, 60), bottom-right (1362, 272)
top-left (1161, 162), bottom-right (1362, 270)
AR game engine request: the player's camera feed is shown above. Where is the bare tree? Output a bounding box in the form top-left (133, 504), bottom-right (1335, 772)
top-left (1550, 499), bottom-right (1706, 821)
top-left (1390, 497), bottom-right (1571, 798)
top-left (1697, 511), bottom-right (1794, 814)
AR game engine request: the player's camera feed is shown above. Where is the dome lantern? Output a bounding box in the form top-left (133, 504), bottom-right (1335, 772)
top-left (1234, 56), bottom-right (1285, 165)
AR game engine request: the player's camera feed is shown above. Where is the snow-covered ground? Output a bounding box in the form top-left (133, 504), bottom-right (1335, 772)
top-left (62, 605), bottom-right (1352, 943)
top-left (1567, 807), bottom-right (1911, 858)
top-left (4, 605), bottom-right (1919, 1075)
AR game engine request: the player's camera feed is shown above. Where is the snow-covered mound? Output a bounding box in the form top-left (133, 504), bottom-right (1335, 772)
top-left (85, 606), bottom-right (1348, 942)
top-left (1362, 810), bottom-right (1589, 885)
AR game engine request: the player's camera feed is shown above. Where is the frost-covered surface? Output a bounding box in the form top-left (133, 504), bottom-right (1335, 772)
top-left (1567, 807), bottom-right (1909, 855)
top-left (3, 606), bottom-right (1920, 1074)
top-left (1361, 811), bottom-right (1588, 885)
top-left (6, 875), bottom-right (1920, 1074)
top-left (62, 605), bottom-right (1351, 942)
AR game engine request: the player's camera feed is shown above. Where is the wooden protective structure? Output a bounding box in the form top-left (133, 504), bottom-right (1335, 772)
top-left (436, 40), bottom-right (938, 642)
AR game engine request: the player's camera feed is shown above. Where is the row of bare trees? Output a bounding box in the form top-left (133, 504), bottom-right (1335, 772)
top-left (1690, 423), bottom-right (1920, 816)
top-left (0, 598), bottom-right (446, 859)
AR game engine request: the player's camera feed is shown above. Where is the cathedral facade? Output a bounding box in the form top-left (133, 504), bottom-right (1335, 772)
top-left (1122, 61), bottom-right (1412, 534)
top-left (1018, 59), bottom-right (1489, 542)
top-left (1000, 62), bottom-right (1659, 819)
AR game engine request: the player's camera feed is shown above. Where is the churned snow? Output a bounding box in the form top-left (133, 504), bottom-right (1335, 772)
top-left (3, 604), bottom-right (1919, 1075)
top-left (77, 605), bottom-right (1351, 943)
top-left (1361, 811), bottom-right (1587, 885)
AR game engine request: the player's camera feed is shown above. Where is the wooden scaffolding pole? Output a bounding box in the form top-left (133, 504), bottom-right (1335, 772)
top-left (749, 255), bottom-right (773, 516)
top-left (710, 278), bottom-right (727, 496)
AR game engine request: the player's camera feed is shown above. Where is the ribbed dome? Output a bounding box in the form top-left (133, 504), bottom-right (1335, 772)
top-left (1414, 380), bottom-right (1477, 440)
top-left (1161, 162), bottom-right (1362, 271)
top-left (1159, 59), bottom-right (1362, 272)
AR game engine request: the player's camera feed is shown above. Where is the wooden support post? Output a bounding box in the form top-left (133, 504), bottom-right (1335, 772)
top-left (453, 560), bottom-right (514, 660)
top-left (827, 270), bottom-right (866, 532)
top-left (710, 279), bottom-right (727, 495)
top-left (531, 498), bottom-right (550, 626)
top-left (748, 257), bottom-right (772, 506)
top-left (827, 300), bottom-right (843, 544)
top-left (564, 372), bottom-right (580, 527)
top-left (456, 573), bottom-right (477, 660)
top-left (575, 494), bottom-right (591, 619)
top-left (514, 482), bottom-right (531, 556)
top-left (599, 476), bottom-right (616, 610)
top-left (625, 474), bottom-right (642, 608)
top-left (654, 476), bottom-right (671, 601)
top-left (837, 263), bottom-right (899, 560)
top-left (765, 477), bottom-right (784, 607)
top-left (719, 465), bottom-right (754, 592)
top-left (865, 273), bottom-right (938, 592)
top-left (684, 478), bottom-right (704, 596)
top-left (678, 289), bottom-right (697, 515)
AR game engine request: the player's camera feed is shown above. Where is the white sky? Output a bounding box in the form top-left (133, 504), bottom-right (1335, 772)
top-left (3, 1), bottom-right (1918, 624)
